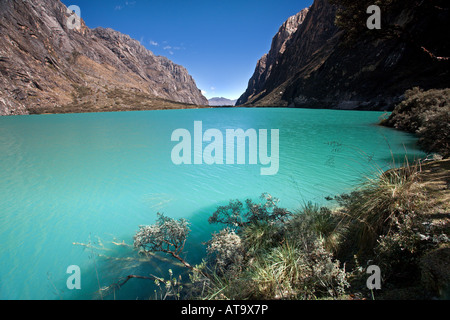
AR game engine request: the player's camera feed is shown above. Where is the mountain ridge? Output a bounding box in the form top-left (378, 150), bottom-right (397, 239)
top-left (237, 0), bottom-right (450, 110)
top-left (208, 97), bottom-right (237, 106)
top-left (0, 0), bottom-right (208, 116)
top-left (236, 8), bottom-right (310, 106)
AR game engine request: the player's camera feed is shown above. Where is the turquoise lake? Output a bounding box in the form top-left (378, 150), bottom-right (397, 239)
top-left (0, 108), bottom-right (425, 300)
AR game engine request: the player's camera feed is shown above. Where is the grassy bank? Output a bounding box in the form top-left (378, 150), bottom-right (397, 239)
top-left (183, 159), bottom-right (449, 300)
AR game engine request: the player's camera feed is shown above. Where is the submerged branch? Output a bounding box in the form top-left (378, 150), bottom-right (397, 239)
top-left (98, 274), bottom-right (158, 298)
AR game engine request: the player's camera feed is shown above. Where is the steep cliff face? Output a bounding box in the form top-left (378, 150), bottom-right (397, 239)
top-left (0, 0), bottom-right (207, 116)
top-left (237, 8), bottom-right (309, 106)
top-left (91, 27), bottom-right (207, 106)
top-left (238, 0), bottom-right (450, 110)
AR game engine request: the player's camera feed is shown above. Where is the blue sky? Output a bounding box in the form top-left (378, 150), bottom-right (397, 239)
top-left (61, 0), bottom-right (313, 100)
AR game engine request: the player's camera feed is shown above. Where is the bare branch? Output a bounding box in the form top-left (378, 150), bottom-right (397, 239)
top-left (133, 213), bottom-right (211, 279)
top-left (421, 46), bottom-right (450, 61)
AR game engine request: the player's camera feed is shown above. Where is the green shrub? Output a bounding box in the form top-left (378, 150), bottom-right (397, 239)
top-left (383, 87), bottom-right (450, 157)
top-left (240, 222), bottom-right (282, 256)
top-left (286, 202), bottom-right (345, 254)
top-left (335, 158), bottom-right (425, 254)
top-left (247, 240), bottom-right (349, 300)
top-left (208, 193), bottom-right (292, 229)
top-left (196, 197), bottom-right (349, 300)
top-left (206, 228), bottom-right (245, 276)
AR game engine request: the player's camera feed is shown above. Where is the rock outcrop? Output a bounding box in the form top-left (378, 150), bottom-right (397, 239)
top-left (237, 8), bottom-right (309, 106)
top-left (0, 0), bottom-right (208, 116)
top-left (237, 0), bottom-right (450, 110)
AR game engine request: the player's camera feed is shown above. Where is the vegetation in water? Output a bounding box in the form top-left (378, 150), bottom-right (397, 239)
top-left (92, 155), bottom-right (448, 300)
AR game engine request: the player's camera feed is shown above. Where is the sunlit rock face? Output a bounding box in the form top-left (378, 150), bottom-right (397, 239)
top-left (0, 0), bottom-right (207, 115)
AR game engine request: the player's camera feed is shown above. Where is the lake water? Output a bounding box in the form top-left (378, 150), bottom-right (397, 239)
top-left (0, 108), bottom-right (425, 300)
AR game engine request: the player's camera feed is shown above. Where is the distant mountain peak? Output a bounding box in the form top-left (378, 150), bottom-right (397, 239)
top-left (208, 97), bottom-right (237, 106)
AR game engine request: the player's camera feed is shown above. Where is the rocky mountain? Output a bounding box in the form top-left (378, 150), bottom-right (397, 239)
top-left (237, 0), bottom-right (450, 110)
top-left (208, 97), bottom-right (237, 106)
top-left (0, 0), bottom-right (208, 116)
top-left (236, 8), bottom-right (309, 106)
